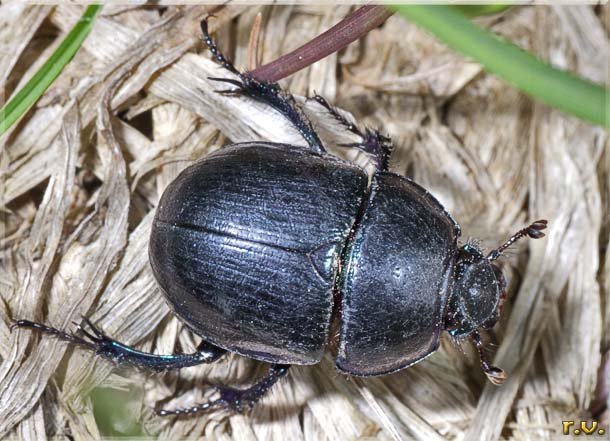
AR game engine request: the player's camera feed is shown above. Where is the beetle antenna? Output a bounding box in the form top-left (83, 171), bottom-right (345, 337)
top-left (487, 219), bottom-right (547, 262)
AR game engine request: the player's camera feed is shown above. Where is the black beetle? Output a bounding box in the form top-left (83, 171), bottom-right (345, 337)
top-left (14, 19), bottom-right (547, 416)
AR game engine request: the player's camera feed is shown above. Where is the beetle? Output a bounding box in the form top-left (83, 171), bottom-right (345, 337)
top-left (14, 19), bottom-right (547, 416)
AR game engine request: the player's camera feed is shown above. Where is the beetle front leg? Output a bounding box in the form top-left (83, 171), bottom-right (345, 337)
top-left (12, 318), bottom-right (226, 372)
top-left (471, 330), bottom-right (505, 385)
top-left (157, 364), bottom-right (291, 416)
top-left (201, 18), bottom-right (326, 153)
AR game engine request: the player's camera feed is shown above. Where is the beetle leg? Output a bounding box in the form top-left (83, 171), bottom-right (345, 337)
top-left (471, 330), bottom-right (506, 385)
top-left (312, 94), bottom-right (393, 171)
top-left (12, 318), bottom-right (226, 372)
top-left (337, 129), bottom-right (393, 172)
top-left (201, 18), bottom-right (326, 153)
top-left (311, 94), bottom-right (364, 137)
top-left (157, 364), bottom-right (291, 416)
top-left (207, 76), bottom-right (244, 94)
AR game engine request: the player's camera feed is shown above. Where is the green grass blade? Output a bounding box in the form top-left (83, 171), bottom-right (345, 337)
top-left (392, 5), bottom-right (608, 128)
top-left (0, 4), bottom-right (102, 136)
top-left (451, 5), bottom-right (513, 18)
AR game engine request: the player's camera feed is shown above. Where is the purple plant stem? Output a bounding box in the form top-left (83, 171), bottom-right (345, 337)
top-left (249, 5), bottom-right (393, 83)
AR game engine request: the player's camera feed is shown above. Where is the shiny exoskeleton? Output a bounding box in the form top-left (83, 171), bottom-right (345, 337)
top-left (14, 19), bottom-right (547, 417)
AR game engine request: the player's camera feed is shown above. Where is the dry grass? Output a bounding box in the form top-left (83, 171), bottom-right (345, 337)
top-left (0, 4), bottom-right (608, 441)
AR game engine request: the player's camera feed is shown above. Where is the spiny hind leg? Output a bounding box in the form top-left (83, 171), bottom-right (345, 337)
top-left (201, 18), bottom-right (325, 153)
top-left (157, 364), bottom-right (291, 416)
top-left (13, 318), bottom-right (226, 372)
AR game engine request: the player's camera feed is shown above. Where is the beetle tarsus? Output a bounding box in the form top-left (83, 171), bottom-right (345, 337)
top-left (200, 17), bottom-right (240, 75)
top-left (312, 94), bottom-right (363, 137)
top-left (13, 317), bottom-right (226, 372)
top-left (471, 330), bottom-right (505, 385)
top-left (12, 319), bottom-right (98, 349)
top-left (312, 94), bottom-right (393, 171)
top-left (200, 17), bottom-right (326, 153)
top-left (157, 364), bottom-right (290, 416)
top-left (337, 129), bottom-right (393, 172)
top-left (484, 366), bottom-right (506, 386)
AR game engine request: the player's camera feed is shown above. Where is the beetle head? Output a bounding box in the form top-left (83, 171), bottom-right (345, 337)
top-left (444, 220), bottom-right (548, 385)
top-left (444, 244), bottom-right (506, 337)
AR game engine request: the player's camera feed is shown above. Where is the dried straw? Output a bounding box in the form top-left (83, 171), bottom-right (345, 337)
top-left (1, 4), bottom-right (608, 441)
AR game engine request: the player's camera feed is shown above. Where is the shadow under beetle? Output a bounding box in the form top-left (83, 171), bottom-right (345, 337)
top-left (14, 19), bottom-right (548, 416)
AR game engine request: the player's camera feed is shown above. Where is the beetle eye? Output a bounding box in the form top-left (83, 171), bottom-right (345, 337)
top-left (458, 247), bottom-right (473, 262)
top-left (457, 244), bottom-right (484, 264)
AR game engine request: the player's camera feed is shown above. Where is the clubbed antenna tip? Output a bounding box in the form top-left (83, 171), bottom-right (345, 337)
top-left (487, 219), bottom-right (548, 262)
